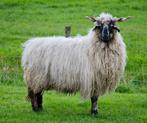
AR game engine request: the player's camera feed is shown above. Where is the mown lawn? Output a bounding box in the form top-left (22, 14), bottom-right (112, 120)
top-left (0, 85), bottom-right (147, 123)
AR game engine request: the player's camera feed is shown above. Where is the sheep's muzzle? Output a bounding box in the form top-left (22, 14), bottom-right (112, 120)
top-left (101, 25), bottom-right (110, 42)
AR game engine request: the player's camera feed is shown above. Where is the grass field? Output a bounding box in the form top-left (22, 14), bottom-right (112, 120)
top-left (0, 0), bottom-right (147, 123)
top-left (0, 0), bottom-right (147, 84)
top-left (0, 85), bottom-right (147, 123)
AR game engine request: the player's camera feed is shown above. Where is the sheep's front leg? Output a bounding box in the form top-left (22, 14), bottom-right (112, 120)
top-left (28, 88), bottom-right (43, 112)
top-left (91, 96), bottom-right (98, 115)
top-left (36, 92), bottom-right (43, 111)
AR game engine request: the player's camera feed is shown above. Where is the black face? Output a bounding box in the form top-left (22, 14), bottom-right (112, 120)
top-left (95, 21), bottom-right (119, 43)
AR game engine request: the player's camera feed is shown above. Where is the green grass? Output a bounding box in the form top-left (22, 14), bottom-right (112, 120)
top-left (0, 1), bottom-right (147, 122)
top-left (0, 85), bottom-right (147, 123)
top-left (0, 0), bottom-right (147, 85)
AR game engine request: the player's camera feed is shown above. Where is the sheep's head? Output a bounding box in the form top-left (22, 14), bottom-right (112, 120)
top-left (86, 13), bottom-right (131, 43)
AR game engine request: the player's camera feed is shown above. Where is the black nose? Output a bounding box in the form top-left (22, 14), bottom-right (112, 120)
top-left (101, 26), bottom-right (110, 42)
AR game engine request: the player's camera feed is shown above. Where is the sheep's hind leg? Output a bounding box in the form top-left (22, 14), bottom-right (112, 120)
top-left (91, 96), bottom-right (98, 116)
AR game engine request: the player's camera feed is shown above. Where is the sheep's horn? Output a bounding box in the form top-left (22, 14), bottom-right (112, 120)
top-left (86, 16), bottom-right (97, 22)
top-left (112, 16), bottom-right (132, 22)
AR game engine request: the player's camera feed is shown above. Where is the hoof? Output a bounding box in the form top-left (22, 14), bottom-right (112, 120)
top-left (38, 106), bottom-right (43, 111)
top-left (32, 107), bottom-right (43, 112)
top-left (91, 110), bottom-right (98, 117)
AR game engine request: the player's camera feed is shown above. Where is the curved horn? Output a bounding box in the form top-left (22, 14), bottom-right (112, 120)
top-left (112, 16), bottom-right (132, 22)
top-left (85, 16), bottom-right (97, 22)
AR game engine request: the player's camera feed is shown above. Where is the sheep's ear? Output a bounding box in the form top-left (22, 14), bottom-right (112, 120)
top-left (86, 16), bottom-right (96, 22)
top-left (114, 16), bottom-right (132, 22)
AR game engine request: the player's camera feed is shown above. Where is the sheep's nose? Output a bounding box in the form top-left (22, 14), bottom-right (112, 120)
top-left (101, 26), bottom-right (110, 42)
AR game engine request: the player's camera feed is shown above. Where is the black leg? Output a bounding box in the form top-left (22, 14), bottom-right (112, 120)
top-left (91, 96), bottom-right (98, 116)
top-left (28, 88), bottom-right (41, 112)
top-left (32, 94), bottom-right (39, 112)
top-left (36, 92), bottom-right (43, 111)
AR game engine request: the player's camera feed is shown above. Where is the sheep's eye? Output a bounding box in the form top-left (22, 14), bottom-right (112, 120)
top-left (109, 23), bottom-right (114, 27)
top-left (109, 22), bottom-right (114, 27)
top-left (97, 24), bottom-right (103, 29)
top-left (109, 23), bottom-right (115, 30)
top-left (93, 23), bottom-right (103, 31)
top-left (110, 24), bottom-right (114, 27)
top-left (97, 25), bottom-right (101, 28)
top-left (110, 24), bottom-right (114, 29)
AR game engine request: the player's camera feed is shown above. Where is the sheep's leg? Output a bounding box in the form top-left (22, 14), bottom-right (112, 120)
top-left (32, 94), bottom-right (39, 112)
top-left (28, 88), bottom-right (40, 112)
top-left (91, 96), bottom-right (98, 115)
top-left (36, 92), bottom-right (43, 111)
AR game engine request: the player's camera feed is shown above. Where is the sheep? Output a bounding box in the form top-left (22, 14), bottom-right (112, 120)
top-left (21, 13), bottom-right (130, 115)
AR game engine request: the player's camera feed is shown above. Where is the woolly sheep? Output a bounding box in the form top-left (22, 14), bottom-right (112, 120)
top-left (22, 13), bottom-right (130, 115)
